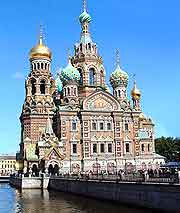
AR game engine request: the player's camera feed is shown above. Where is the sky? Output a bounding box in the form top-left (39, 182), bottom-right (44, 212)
top-left (0, 0), bottom-right (179, 154)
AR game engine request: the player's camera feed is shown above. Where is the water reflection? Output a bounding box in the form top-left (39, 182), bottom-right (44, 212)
top-left (0, 184), bottom-right (153, 213)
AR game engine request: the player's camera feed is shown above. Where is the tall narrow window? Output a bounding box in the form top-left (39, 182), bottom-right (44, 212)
top-left (40, 80), bottom-right (46, 94)
top-left (72, 121), bottom-right (77, 131)
top-left (100, 122), bottom-right (104, 130)
top-left (89, 68), bottom-right (95, 86)
top-left (100, 144), bottom-right (105, 153)
top-left (31, 79), bottom-right (36, 95)
top-left (92, 122), bottom-right (97, 130)
top-left (125, 123), bottom-right (128, 131)
top-left (126, 143), bottom-right (130, 153)
top-left (107, 123), bottom-right (111, 130)
top-left (148, 144), bottom-right (150, 152)
top-left (141, 144), bottom-right (145, 152)
top-left (108, 144), bottom-right (112, 153)
top-left (93, 144), bottom-right (97, 153)
top-left (118, 90), bottom-right (121, 97)
top-left (100, 70), bottom-right (103, 86)
top-left (73, 144), bottom-right (77, 154)
top-left (67, 87), bottom-right (70, 95)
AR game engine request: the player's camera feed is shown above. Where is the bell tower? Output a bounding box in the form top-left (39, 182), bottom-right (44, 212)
top-left (20, 27), bottom-right (56, 144)
top-left (72, 0), bottom-right (107, 98)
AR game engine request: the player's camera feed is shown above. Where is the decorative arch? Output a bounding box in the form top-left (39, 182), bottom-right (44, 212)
top-left (83, 90), bottom-right (121, 111)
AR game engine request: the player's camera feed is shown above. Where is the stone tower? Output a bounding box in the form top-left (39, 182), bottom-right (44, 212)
top-left (72, 0), bottom-right (107, 98)
top-left (20, 28), bottom-right (56, 148)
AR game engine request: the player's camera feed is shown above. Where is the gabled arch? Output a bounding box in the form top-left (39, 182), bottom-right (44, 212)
top-left (83, 90), bottom-right (121, 111)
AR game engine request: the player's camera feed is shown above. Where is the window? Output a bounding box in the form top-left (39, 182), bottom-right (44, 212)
top-left (72, 121), bottom-right (77, 131)
top-left (148, 144), bottom-right (150, 152)
top-left (100, 144), bottom-right (105, 153)
top-left (100, 70), bottom-right (103, 85)
top-left (108, 144), bottom-right (112, 153)
top-left (93, 144), bottom-right (97, 153)
top-left (73, 144), bottom-right (77, 154)
top-left (118, 90), bottom-right (121, 97)
top-left (107, 123), bottom-right (111, 130)
top-left (126, 143), bottom-right (130, 153)
top-left (78, 68), bottom-right (83, 85)
top-left (141, 144), bottom-right (145, 152)
top-left (89, 68), bottom-right (95, 86)
top-left (40, 80), bottom-right (46, 94)
top-left (31, 79), bottom-right (36, 95)
top-left (100, 122), bottom-right (104, 130)
top-left (92, 122), bottom-right (97, 130)
top-left (125, 123), bottom-right (128, 131)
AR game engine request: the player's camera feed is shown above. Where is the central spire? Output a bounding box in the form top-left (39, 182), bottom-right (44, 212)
top-left (79, 0), bottom-right (92, 44)
top-left (83, 0), bottom-right (86, 12)
top-left (39, 25), bottom-right (43, 45)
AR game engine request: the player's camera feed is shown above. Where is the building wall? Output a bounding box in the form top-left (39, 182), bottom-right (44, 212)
top-left (0, 156), bottom-right (16, 176)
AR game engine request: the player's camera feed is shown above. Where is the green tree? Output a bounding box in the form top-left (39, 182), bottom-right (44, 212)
top-left (155, 137), bottom-right (180, 161)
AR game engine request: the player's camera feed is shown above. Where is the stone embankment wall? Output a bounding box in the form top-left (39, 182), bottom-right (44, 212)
top-left (10, 176), bottom-right (49, 189)
top-left (49, 178), bottom-right (180, 212)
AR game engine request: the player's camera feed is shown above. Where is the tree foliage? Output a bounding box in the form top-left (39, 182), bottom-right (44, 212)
top-left (155, 137), bottom-right (180, 161)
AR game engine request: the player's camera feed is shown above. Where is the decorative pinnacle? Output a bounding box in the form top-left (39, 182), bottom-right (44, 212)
top-left (116, 49), bottom-right (120, 67)
top-left (83, 0), bottom-right (87, 11)
top-left (39, 25), bottom-right (43, 45)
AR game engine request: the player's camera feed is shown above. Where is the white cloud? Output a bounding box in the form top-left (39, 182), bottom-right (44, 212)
top-left (12, 72), bottom-right (24, 80)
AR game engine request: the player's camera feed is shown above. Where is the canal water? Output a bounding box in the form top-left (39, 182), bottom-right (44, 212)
top-left (0, 183), bottom-right (154, 213)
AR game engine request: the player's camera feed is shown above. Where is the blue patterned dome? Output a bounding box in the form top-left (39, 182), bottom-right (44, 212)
top-left (79, 11), bottom-right (91, 24)
top-left (55, 77), bottom-right (63, 92)
top-left (110, 65), bottom-right (129, 88)
top-left (60, 60), bottom-right (80, 84)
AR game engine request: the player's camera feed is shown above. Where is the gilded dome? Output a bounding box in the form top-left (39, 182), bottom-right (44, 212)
top-left (29, 35), bottom-right (52, 60)
top-left (131, 81), bottom-right (141, 100)
top-left (60, 59), bottom-right (80, 84)
top-left (110, 65), bottom-right (129, 88)
top-left (79, 10), bottom-right (91, 23)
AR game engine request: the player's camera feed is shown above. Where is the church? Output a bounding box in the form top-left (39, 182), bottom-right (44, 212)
top-left (17, 0), bottom-right (165, 175)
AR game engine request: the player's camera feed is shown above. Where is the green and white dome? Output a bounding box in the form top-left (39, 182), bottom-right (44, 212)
top-left (79, 10), bottom-right (91, 24)
top-left (55, 76), bottom-right (63, 92)
top-left (60, 59), bottom-right (80, 84)
top-left (110, 65), bottom-right (129, 88)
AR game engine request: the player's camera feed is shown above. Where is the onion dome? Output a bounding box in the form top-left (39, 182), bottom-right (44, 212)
top-left (29, 32), bottom-right (52, 60)
top-left (79, 10), bottom-right (91, 24)
top-left (60, 58), bottom-right (80, 84)
top-left (55, 76), bottom-right (63, 93)
top-left (131, 81), bottom-right (141, 100)
top-left (110, 64), bottom-right (129, 88)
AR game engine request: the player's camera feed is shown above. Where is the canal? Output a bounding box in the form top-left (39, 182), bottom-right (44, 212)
top-left (0, 183), bottom-right (154, 213)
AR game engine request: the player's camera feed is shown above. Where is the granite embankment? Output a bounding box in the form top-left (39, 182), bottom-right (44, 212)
top-left (49, 177), bottom-right (180, 212)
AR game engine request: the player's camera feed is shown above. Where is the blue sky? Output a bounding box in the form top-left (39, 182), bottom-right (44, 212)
top-left (0, 0), bottom-right (179, 153)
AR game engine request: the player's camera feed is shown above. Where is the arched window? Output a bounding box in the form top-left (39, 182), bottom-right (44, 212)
top-left (41, 63), bottom-right (44, 70)
top-left (40, 80), bottom-right (46, 94)
top-left (74, 88), bottom-right (77, 96)
top-left (100, 70), bottom-right (103, 86)
top-left (118, 90), bottom-right (121, 97)
top-left (67, 87), bottom-right (70, 95)
top-left (64, 88), bottom-right (66, 96)
top-left (89, 68), bottom-right (95, 86)
top-left (78, 68), bottom-right (83, 85)
top-left (31, 79), bottom-right (36, 95)
top-left (37, 63), bottom-right (40, 70)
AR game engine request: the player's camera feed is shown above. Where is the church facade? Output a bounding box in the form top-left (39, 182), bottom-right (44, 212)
top-left (18, 1), bottom-right (165, 175)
